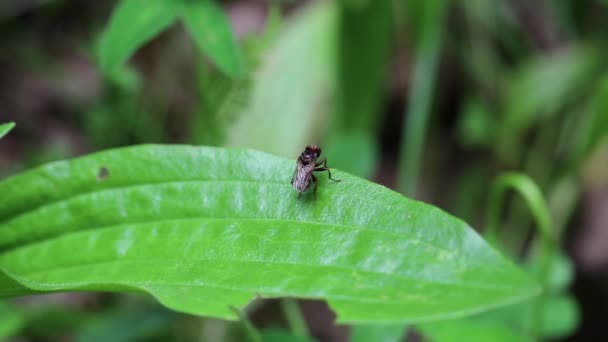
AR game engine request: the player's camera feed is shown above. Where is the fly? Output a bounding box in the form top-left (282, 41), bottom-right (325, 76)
top-left (291, 145), bottom-right (340, 199)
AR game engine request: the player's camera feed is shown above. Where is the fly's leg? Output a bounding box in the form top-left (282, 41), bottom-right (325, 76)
top-left (315, 158), bottom-right (327, 168)
top-left (312, 174), bottom-right (318, 200)
top-left (315, 158), bottom-right (340, 182)
top-left (297, 192), bottom-right (302, 199)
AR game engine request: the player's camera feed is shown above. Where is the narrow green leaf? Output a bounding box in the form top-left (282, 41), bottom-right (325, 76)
top-left (397, 0), bottom-right (449, 196)
top-left (335, 0), bottom-right (391, 133)
top-left (0, 145), bottom-right (538, 323)
top-left (0, 122), bottom-right (15, 140)
top-left (498, 46), bottom-right (602, 162)
top-left (574, 75), bottom-right (608, 161)
top-left (98, 0), bottom-right (180, 73)
top-left (180, 0), bottom-right (244, 78)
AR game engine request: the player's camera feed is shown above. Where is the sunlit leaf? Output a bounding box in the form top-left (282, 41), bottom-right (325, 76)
top-left (226, 1), bottom-right (337, 158)
top-left (0, 145), bottom-right (538, 323)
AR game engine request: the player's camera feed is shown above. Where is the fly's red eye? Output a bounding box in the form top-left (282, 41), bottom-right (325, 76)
top-left (306, 145), bottom-right (321, 156)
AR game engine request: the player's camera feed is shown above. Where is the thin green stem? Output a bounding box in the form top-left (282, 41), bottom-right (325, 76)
top-left (280, 298), bottom-right (310, 338)
top-left (485, 172), bottom-right (556, 338)
top-left (397, 0), bottom-right (448, 196)
top-left (230, 306), bottom-right (262, 342)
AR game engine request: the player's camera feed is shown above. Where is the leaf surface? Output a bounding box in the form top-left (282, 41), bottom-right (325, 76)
top-left (0, 145), bottom-right (538, 323)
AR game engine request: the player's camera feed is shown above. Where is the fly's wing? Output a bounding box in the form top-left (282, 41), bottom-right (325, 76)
top-left (292, 161), bottom-right (314, 192)
top-left (291, 161), bottom-right (299, 185)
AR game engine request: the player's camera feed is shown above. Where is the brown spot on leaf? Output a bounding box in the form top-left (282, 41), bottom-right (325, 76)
top-left (97, 166), bottom-right (110, 181)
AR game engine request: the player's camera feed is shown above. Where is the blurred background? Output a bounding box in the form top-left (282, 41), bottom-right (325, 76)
top-left (0, 0), bottom-right (607, 341)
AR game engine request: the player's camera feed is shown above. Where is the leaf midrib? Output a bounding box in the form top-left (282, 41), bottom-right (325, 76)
top-left (1, 254), bottom-right (523, 295)
top-left (2, 212), bottom-right (462, 274)
top-left (0, 218), bottom-right (526, 293)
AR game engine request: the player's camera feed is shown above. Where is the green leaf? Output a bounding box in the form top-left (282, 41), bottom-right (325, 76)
top-left (351, 324), bottom-right (405, 342)
top-left (524, 251), bottom-right (573, 294)
top-left (75, 307), bottom-right (177, 342)
top-left (397, 0), bottom-right (449, 195)
top-left (574, 75), bottom-right (608, 161)
top-left (335, 0), bottom-right (391, 133)
top-left (498, 46), bottom-right (602, 162)
top-left (0, 122), bottom-right (15, 140)
top-left (226, 1), bottom-right (338, 158)
top-left (481, 293), bottom-right (579, 340)
top-left (98, 0), bottom-right (180, 73)
top-left (324, 132), bottom-right (377, 179)
top-left (180, 0), bottom-right (244, 78)
top-left (0, 302), bottom-right (24, 339)
top-left (0, 145), bottom-right (538, 323)
top-left (536, 295), bottom-right (579, 338)
top-left (261, 328), bottom-right (316, 342)
top-left (457, 99), bottom-right (495, 148)
top-left (485, 253), bottom-right (579, 339)
top-left (417, 318), bottom-right (534, 342)
top-left (0, 271), bottom-right (33, 297)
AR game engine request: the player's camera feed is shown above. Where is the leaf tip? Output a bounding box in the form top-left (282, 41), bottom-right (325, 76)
top-left (0, 122), bottom-right (16, 140)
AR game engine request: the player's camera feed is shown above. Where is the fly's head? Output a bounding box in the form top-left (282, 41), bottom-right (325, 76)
top-left (300, 145), bottom-right (321, 165)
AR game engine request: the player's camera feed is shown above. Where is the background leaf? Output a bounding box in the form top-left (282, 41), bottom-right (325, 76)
top-left (226, 1), bottom-right (338, 158)
top-left (261, 328), bottom-right (316, 342)
top-left (418, 318), bottom-right (533, 342)
top-left (180, 0), bottom-right (244, 78)
top-left (97, 0), bottom-right (180, 73)
top-left (351, 324), bottom-right (405, 342)
top-left (0, 302), bottom-right (24, 340)
top-left (0, 122), bottom-right (15, 140)
top-left (0, 145), bottom-right (538, 323)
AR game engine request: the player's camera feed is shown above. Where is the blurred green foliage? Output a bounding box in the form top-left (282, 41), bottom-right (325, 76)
top-left (1, 0), bottom-right (608, 340)
top-left (0, 122), bottom-right (15, 140)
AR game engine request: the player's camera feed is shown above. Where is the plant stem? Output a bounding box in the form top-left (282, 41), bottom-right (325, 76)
top-left (230, 306), bottom-right (262, 342)
top-left (485, 172), bottom-right (555, 338)
top-left (280, 298), bottom-right (310, 338)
